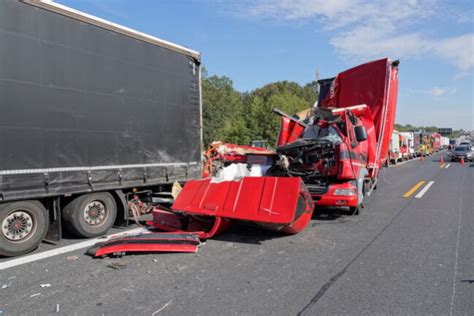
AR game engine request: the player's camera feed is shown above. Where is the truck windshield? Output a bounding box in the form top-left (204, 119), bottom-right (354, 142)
top-left (302, 124), bottom-right (342, 144)
top-left (454, 147), bottom-right (468, 152)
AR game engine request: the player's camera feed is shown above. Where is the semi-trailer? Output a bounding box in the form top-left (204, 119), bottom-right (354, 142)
top-left (399, 132), bottom-right (415, 159)
top-left (0, 0), bottom-right (202, 256)
top-left (431, 133), bottom-right (441, 152)
top-left (389, 130), bottom-right (402, 164)
top-left (440, 136), bottom-right (450, 149)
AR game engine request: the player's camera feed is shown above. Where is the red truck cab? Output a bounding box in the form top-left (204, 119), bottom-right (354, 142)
top-left (274, 105), bottom-right (375, 210)
top-left (272, 58), bottom-right (399, 212)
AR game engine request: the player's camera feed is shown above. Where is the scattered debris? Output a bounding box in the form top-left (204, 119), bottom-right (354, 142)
top-left (40, 284), bottom-right (51, 288)
top-left (30, 293), bottom-right (41, 298)
top-left (106, 262), bottom-right (127, 270)
top-left (66, 255), bottom-right (78, 261)
top-left (152, 299), bottom-right (172, 315)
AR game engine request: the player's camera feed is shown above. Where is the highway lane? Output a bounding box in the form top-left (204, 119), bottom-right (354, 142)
top-left (0, 152), bottom-right (472, 315)
top-left (303, 153), bottom-right (474, 315)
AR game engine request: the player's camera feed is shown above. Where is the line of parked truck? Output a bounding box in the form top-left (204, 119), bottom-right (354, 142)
top-left (388, 131), bottom-right (449, 165)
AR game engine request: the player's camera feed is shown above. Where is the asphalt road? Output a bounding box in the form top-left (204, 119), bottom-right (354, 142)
top-left (1, 152), bottom-right (472, 315)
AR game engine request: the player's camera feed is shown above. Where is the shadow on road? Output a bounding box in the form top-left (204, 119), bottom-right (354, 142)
top-left (311, 206), bottom-right (359, 226)
top-left (212, 222), bottom-right (285, 245)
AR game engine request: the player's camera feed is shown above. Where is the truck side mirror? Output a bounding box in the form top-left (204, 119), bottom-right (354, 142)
top-left (354, 126), bottom-right (367, 142)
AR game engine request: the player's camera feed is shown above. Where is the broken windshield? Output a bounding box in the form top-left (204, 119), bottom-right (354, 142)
top-left (301, 124), bottom-right (342, 144)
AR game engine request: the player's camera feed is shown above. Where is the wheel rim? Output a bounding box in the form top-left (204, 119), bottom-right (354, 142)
top-left (83, 200), bottom-right (107, 226)
top-left (2, 210), bottom-right (36, 242)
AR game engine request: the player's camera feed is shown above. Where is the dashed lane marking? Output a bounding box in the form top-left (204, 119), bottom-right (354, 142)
top-left (403, 180), bottom-right (426, 198)
top-left (445, 163), bottom-right (451, 169)
top-left (415, 181), bottom-right (435, 199)
top-left (0, 227), bottom-right (147, 271)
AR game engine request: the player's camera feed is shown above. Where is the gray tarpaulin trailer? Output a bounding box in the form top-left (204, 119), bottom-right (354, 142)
top-left (0, 0), bottom-right (202, 256)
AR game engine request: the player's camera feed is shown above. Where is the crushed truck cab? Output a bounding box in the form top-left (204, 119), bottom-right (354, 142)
top-left (270, 58), bottom-right (399, 211)
top-left (172, 58), bottom-right (399, 234)
top-left (272, 105), bottom-right (375, 209)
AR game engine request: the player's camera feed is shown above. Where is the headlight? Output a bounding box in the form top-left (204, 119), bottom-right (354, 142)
top-left (333, 189), bottom-right (356, 196)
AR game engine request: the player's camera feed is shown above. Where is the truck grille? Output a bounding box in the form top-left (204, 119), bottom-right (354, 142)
top-left (306, 184), bottom-right (329, 195)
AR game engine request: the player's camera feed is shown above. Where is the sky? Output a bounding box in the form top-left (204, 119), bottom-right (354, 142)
top-left (57, 0), bottom-right (473, 130)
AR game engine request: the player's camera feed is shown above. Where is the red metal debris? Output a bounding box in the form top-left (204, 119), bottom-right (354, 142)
top-left (171, 177), bottom-right (314, 234)
top-left (148, 208), bottom-right (232, 239)
top-left (87, 232), bottom-right (201, 257)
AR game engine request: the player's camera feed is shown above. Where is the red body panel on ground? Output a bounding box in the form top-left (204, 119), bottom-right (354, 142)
top-left (173, 177), bottom-right (309, 225)
top-left (87, 232), bottom-right (201, 257)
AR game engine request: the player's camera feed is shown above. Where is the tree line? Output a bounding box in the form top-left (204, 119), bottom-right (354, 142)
top-left (394, 124), bottom-right (463, 138)
top-left (202, 70), bottom-right (318, 148)
top-left (202, 70), bottom-right (462, 148)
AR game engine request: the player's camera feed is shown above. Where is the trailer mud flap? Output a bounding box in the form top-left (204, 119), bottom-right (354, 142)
top-left (172, 177), bottom-right (314, 234)
top-left (87, 232), bottom-right (201, 257)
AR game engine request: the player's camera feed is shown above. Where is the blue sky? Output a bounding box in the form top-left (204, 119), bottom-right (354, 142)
top-left (57, 0), bottom-right (473, 130)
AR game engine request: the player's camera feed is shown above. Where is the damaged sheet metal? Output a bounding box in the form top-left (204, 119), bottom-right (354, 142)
top-left (203, 142), bottom-right (275, 177)
top-left (171, 177), bottom-right (314, 234)
top-left (149, 208), bottom-right (232, 239)
top-left (87, 232), bottom-right (201, 257)
top-left (88, 176), bottom-right (313, 258)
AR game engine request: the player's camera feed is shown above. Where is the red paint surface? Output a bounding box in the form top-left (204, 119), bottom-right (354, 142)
top-left (173, 177), bottom-right (304, 224)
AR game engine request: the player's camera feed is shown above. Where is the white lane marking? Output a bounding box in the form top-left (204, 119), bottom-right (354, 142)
top-left (445, 163), bottom-right (451, 169)
top-left (450, 171), bottom-right (466, 315)
top-left (0, 227), bottom-right (147, 271)
top-left (414, 181), bottom-right (435, 199)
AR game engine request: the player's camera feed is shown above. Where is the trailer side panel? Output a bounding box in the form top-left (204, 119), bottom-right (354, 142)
top-left (0, 0), bottom-right (201, 201)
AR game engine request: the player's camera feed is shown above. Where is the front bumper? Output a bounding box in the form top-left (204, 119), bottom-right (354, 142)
top-left (450, 155), bottom-right (472, 161)
top-left (311, 183), bottom-right (358, 207)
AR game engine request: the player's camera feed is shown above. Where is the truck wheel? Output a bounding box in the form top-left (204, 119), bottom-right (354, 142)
top-left (0, 201), bottom-right (48, 257)
top-left (62, 193), bottom-right (117, 238)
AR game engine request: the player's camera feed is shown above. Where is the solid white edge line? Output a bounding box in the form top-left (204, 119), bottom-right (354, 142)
top-left (0, 227), bottom-right (147, 271)
top-left (445, 163), bottom-right (451, 169)
top-left (414, 181), bottom-right (435, 199)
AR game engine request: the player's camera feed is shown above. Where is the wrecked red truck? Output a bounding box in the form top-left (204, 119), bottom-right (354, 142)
top-left (274, 58), bottom-right (399, 213)
top-left (89, 58), bottom-right (400, 257)
top-left (188, 58), bottom-right (399, 215)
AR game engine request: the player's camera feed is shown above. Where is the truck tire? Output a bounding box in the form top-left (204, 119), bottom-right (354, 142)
top-left (0, 201), bottom-right (48, 257)
top-left (62, 193), bottom-right (117, 238)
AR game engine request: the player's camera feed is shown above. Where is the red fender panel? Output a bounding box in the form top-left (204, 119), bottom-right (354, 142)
top-left (172, 177), bottom-right (309, 225)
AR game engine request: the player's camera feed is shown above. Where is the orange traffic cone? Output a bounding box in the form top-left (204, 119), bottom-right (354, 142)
top-left (420, 155), bottom-right (425, 162)
top-left (439, 156), bottom-right (444, 164)
top-left (460, 158), bottom-right (465, 165)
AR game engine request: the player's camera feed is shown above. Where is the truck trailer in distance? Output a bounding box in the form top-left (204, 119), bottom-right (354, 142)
top-left (0, 0), bottom-right (202, 256)
top-left (399, 132), bottom-right (415, 160)
top-left (389, 130), bottom-right (401, 164)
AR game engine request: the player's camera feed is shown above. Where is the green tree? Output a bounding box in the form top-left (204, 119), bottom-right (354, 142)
top-left (202, 72), bottom-right (319, 148)
top-left (243, 81), bottom-right (318, 146)
top-left (201, 72), bottom-right (247, 147)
